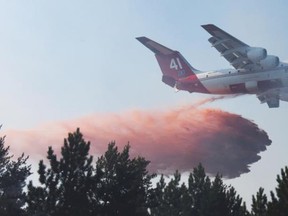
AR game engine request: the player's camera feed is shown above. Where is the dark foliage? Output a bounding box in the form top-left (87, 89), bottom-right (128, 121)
top-left (0, 132), bottom-right (31, 216)
top-left (1, 127), bottom-right (284, 216)
top-left (26, 129), bottom-right (154, 216)
top-left (26, 128), bottom-right (96, 216)
top-left (149, 164), bottom-right (249, 216)
top-left (267, 166), bottom-right (288, 216)
top-left (96, 142), bottom-right (155, 215)
top-left (251, 187), bottom-right (268, 216)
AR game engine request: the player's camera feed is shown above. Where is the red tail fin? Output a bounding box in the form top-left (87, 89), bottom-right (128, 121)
top-left (136, 37), bottom-right (199, 87)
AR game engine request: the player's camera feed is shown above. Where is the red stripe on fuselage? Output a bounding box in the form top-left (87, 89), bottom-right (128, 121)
top-left (177, 75), bottom-right (209, 93)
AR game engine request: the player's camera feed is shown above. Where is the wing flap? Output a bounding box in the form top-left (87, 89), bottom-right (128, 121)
top-left (257, 89), bottom-right (280, 108)
top-left (267, 98), bottom-right (280, 108)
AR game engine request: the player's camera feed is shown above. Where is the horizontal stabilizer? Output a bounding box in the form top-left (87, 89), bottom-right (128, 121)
top-left (136, 37), bottom-right (175, 55)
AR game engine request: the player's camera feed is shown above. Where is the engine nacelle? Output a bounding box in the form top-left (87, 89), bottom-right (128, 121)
top-left (247, 47), bottom-right (267, 62)
top-left (260, 55), bottom-right (279, 70)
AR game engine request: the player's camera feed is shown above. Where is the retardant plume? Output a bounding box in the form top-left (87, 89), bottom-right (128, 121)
top-left (4, 100), bottom-right (271, 178)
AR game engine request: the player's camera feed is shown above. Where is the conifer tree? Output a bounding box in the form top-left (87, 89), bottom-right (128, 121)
top-left (149, 171), bottom-right (187, 216)
top-left (251, 187), bottom-right (268, 216)
top-left (26, 128), bottom-right (96, 216)
top-left (267, 166), bottom-right (288, 216)
top-left (0, 133), bottom-right (31, 216)
top-left (150, 164), bottom-right (249, 216)
top-left (187, 164), bottom-right (212, 215)
top-left (96, 142), bottom-right (155, 216)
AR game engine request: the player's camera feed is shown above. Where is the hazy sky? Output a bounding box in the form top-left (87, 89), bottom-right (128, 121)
top-left (1, 0), bottom-right (288, 206)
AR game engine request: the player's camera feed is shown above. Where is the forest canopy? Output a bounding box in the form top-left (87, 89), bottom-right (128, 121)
top-left (0, 128), bottom-right (287, 216)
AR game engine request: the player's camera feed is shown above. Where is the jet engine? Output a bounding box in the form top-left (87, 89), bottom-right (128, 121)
top-left (259, 55), bottom-right (279, 70)
top-left (247, 47), bottom-right (267, 62)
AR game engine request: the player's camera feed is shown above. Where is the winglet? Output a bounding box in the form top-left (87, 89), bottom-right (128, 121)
top-left (136, 37), bottom-right (176, 55)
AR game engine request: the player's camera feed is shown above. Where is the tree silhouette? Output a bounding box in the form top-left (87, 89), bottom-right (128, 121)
top-left (26, 129), bottom-right (155, 216)
top-left (22, 127), bottom-right (288, 215)
top-left (267, 166), bottom-right (288, 216)
top-left (251, 187), bottom-right (268, 216)
top-left (149, 164), bottom-right (249, 216)
top-left (96, 142), bottom-right (155, 216)
top-left (187, 164), bottom-right (212, 215)
top-left (149, 171), bottom-right (190, 216)
top-left (0, 133), bottom-right (31, 216)
top-left (26, 128), bottom-right (96, 216)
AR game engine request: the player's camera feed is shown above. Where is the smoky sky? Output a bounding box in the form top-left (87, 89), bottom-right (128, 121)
top-left (4, 98), bottom-right (271, 178)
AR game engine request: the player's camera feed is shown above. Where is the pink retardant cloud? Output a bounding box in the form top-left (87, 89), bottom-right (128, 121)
top-left (4, 102), bottom-right (271, 178)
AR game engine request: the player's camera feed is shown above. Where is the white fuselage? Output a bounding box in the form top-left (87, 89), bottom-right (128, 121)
top-left (197, 63), bottom-right (288, 94)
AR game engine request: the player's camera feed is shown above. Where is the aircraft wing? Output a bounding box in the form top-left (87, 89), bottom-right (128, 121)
top-left (202, 24), bottom-right (279, 70)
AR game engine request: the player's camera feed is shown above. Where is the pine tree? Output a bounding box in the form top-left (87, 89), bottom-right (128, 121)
top-left (267, 166), bottom-right (288, 216)
top-left (96, 142), bottom-right (155, 216)
top-left (187, 164), bottom-right (212, 215)
top-left (0, 133), bottom-right (31, 216)
top-left (149, 171), bottom-right (190, 216)
top-left (251, 187), bottom-right (268, 216)
top-left (148, 174), bottom-right (166, 215)
top-left (208, 174), bottom-right (229, 216)
top-left (26, 128), bottom-right (96, 216)
top-left (150, 164), bottom-right (249, 216)
top-left (226, 187), bottom-right (250, 216)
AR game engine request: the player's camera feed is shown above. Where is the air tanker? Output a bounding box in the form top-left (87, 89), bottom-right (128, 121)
top-left (137, 24), bottom-right (288, 108)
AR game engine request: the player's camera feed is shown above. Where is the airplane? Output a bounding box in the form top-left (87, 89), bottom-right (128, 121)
top-left (136, 24), bottom-right (288, 108)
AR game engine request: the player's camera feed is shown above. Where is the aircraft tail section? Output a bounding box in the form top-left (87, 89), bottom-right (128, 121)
top-left (136, 37), bottom-right (199, 87)
top-left (137, 37), bottom-right (209, 93)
